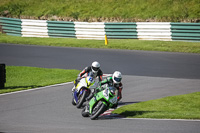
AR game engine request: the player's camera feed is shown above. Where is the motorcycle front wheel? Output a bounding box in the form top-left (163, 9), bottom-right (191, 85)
top-left (90, 101), bottom-right (107, 120)
top-left (76, 90), bottom-right (88, 108)
top-left (71, 92), bottom-right (76, 106)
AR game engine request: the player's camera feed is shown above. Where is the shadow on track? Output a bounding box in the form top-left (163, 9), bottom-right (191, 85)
top-left (118, 101), bottom-right (140, 106)
top-left (97, 101), bottom-right (140, 120)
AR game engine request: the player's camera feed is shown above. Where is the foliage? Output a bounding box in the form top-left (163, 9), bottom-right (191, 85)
top-left (0, 0), bottom-right (199, 22)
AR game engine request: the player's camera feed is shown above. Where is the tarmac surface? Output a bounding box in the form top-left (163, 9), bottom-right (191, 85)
top-left (0, 43), bottom-right (200, 133)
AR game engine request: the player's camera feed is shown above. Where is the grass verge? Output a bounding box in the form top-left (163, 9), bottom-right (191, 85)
top-left (0, 66), bottom-right (80, 94)
top-left (1, 33), bottom-right (200, 54)
top-left (0, 0), bottom-right (199, 22)
top-left (112, 92), bottom-right (200, 119)
top-left (2, 66), bottom-right (200, 120)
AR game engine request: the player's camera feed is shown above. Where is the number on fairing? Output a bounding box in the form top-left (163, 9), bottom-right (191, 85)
top-left (88, 77), bottom-right (93, 82)
top-left (109, 96), bottom-right (117, 104)
top-left (103, 89), bottom-right (109, 100)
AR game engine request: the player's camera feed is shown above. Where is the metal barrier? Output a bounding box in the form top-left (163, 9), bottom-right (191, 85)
top-left (171, 23), bottom-right (200, 41)
top-left (0, 17), bottom-right (200, 42)
top-left (0, 21), bottom-right (3, 33)
top-left (74, 22), bottom-right (105, 40)
top-left (105, 22), bottom-right (137, 39)
top-left (0, 17), bottom-right (22, 36)
top-left (47, 21), bottom-right (76, 38)
top-left (136, 22), bottom-right (171, 41)
top-left (21, 19), bottom-right (48, 37)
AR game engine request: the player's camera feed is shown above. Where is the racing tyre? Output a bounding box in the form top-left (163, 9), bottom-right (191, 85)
top-left (90, 101), bottom-right (107, 120)
top-left (76, 90), bottom-right (87, 108)
top-left (72, 97), bottom-right (76, 106)
top-left (71, 92), bottom-right (76, 106)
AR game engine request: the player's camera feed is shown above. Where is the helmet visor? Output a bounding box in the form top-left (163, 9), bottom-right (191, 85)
top-left (114, 77), bottom-right (121, 82)
top-left (92, 66), bottom-right (99, 71)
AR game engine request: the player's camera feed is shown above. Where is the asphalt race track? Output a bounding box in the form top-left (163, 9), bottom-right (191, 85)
top-left (1, 43), bottom-right (200, 79)
top-left (0, 43), bottom-right (200, 133)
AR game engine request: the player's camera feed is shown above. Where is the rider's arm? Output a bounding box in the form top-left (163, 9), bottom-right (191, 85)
top-left (117, 83), bottom-right (123, 101)
top-left (99, 75), bottom-right (103, 81)
top-left (96, 77), bottom-right (109, 92)
top-left (117, 87), bottom-right (122, 101)
top-left (99, 77), bottom-right (111, 86)
top-left (98, 70), bottom-right (103, 82)
top-left (79, 67), bottom-right (89, 77)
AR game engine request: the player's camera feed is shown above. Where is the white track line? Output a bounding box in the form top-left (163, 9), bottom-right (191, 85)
top-left (0, 74), bottom-right (112, 96)
top-left (0, 82), bottom-right (73, 96)
top-left (121, 118), bottom-right (200, 122)
top-left (99, 109), bottom-right (200, 122)
top-left (2, 74), bottom-right (199, 122)
top-left (1, 80), bottom-right (199, 122)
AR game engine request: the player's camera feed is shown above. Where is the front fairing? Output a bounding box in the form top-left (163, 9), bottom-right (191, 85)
top-left (74, 78), bottom-right (96, 103)
top-left (103, 87), bottom-right (118, 107)
top-left (89, 86), bottom-right (118, 113)
top-left (76, 78), bottom-right (96, 92)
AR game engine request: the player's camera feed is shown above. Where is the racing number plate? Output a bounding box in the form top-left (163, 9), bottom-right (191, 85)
top-left (109, 96), bottom-right (117, 104)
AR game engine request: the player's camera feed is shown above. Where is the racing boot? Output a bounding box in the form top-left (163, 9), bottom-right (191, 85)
top-left (82, 101), bottom-right (90, 117)
top-left (85, 103), bottom-right (89, 113)
top-left (71, 85), bottom-right (75, 92)
top-left (72, 78), bottom-right (79, 92)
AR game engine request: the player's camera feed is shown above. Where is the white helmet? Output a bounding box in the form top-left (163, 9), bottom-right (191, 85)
top-left (112, 71), bottom-right (122, 84)
top-left (91, 61), bottom-right (100, 73)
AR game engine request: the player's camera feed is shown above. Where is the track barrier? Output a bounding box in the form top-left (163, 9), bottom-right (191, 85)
top-left (0, 17), bottom-right (200, 42)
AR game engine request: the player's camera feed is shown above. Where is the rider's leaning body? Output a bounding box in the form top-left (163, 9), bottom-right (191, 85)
top-left (79, 66), bottom-right (103, 82)
top-left (73, 61), bottom-right (103, 90)
top-left (98, 75), bottom-right (123, 101)
top-left (84, 71), bottom-right (123, 113)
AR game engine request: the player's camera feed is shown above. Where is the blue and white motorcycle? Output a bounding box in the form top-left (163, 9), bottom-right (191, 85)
top-left (72, 73), bottom-right (97, 108)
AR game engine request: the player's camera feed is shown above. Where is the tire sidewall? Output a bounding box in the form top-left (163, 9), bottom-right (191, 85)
top-left (90, 101), bottom-right (107, 120)
top-left (76, 90), bottom-right (88, 108)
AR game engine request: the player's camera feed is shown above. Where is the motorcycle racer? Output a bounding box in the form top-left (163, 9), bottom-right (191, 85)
top-left (79, 61), bottom-right (103, 81)
top-left (98, 71), bottom-right (123, 102)
top-left (72, 61), bottom-right (103, 91)
top-left (84, 71), bottom-right (123, 114)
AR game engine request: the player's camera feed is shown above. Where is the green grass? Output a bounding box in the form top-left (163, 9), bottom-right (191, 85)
top-left (1, 33), bottom-right (200, 54)
top-left (0, 66), bottom-right (80, 94)
top-left (113, 92), bottom-right (200, 119)
top-left (0, 0), bottom-right (199, 22)
top-left (2, 66), bottom-right (200, 120)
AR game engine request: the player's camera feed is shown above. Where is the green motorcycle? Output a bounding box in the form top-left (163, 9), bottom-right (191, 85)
top-left (82, 84), bottom-right (118, 120)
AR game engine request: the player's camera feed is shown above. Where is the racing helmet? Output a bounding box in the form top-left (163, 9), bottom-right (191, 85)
top-left (112, 71), bottom-right (122, 84)
top-left (91, 61), bottom-right (100, 73)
